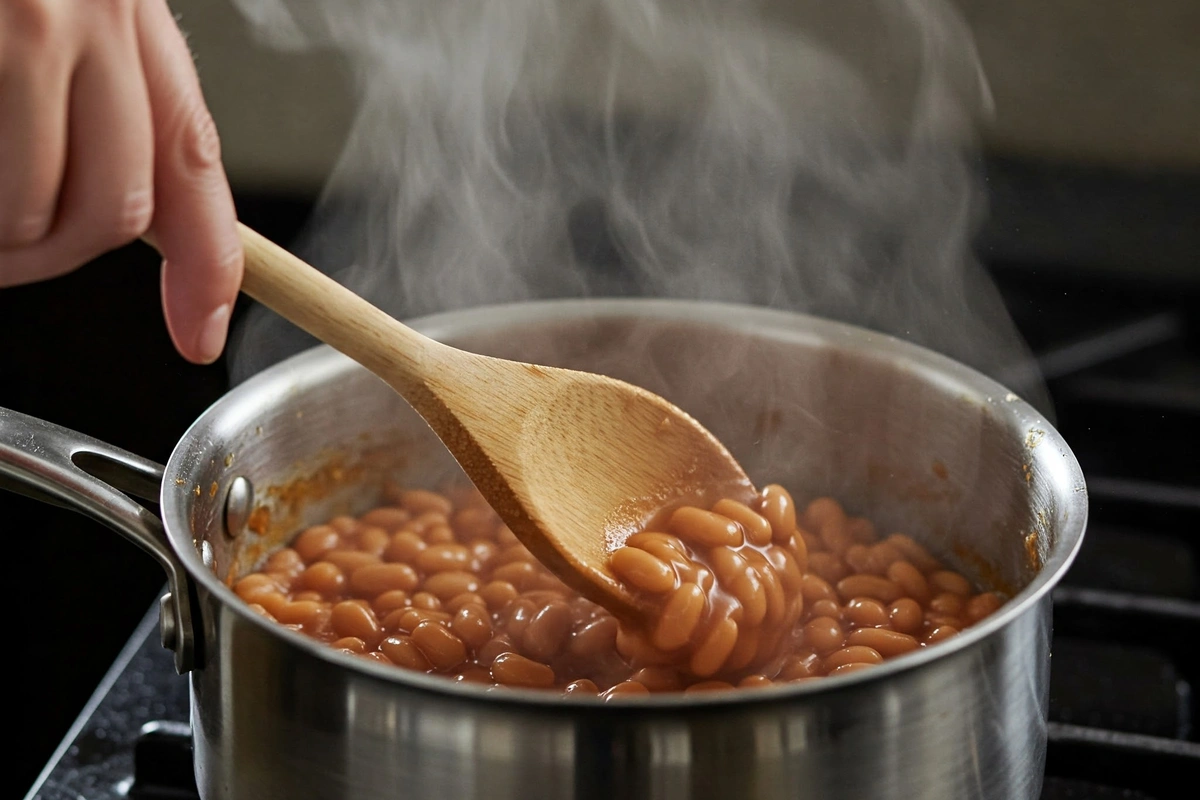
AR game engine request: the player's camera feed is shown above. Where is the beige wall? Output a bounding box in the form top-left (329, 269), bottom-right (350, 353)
top-left (177, 1), bottom-right (1200, 193)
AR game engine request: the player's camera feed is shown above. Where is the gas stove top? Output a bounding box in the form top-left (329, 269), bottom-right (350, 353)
top-left (21, 202), bottom-right (1200, 800)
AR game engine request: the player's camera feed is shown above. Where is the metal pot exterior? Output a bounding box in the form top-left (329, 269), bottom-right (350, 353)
top-left (1, 300), bottom-right (1086, 800)
top-left (189, 589), bottom-right (1050, 799)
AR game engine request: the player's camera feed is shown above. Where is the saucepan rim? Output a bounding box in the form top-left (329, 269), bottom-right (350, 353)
top-left (165, 298), bottom-right (1087, 708)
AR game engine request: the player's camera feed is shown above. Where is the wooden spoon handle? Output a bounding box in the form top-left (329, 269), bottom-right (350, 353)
top-left (236, 222), bottom-right (435, 392)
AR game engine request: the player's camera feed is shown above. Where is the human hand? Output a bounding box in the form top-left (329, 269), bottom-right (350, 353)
top-left (0, 0), bottom-right (243, 364)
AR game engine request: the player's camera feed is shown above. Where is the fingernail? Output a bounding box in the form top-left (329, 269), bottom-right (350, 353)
top-left (195, 303), bottom-right (232, 364)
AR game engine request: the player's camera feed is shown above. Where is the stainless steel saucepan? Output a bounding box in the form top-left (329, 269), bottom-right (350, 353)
top-left (0, 299), bottom-right (1087, 800)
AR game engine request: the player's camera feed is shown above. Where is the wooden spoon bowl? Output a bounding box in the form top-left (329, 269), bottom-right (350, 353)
top-left (232, 224), bottom-right (754, 619)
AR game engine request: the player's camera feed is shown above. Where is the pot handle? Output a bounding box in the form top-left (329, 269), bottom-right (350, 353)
top-left (0, 406), bottom-right (196, 673)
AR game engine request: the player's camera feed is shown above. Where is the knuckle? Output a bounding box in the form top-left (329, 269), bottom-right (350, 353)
top-left (111, 188), bottom-right (155, 242)
top-left (0, 213), bottom-right (54, 248)
top-left (166, 100), bottom-right (224, 174)
top-left (3, 0), bottom-right (65, 46)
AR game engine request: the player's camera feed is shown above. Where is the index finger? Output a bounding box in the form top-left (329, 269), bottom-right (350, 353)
top-left (137, 0), bottom-right (243, 365)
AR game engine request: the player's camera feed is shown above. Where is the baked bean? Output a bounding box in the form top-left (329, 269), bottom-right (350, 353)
top-left (411, 620), bottom-right (468, 670)
top-left (331, 601), bottom-right (382, 646)
top-left (778, 652), bottom-right (821, 680)
top-left (844, 545), bottom-right (872, 575)
top-left (690, 617), bottom-right (739, 677)
top-left (348, 563), bottom-right (420, 598)
top-left (610, 546), bottom-right (677, 594)
top-left (925, 625), bottom-right (960, 644)
top-left (888, 598), bottom-right (924, 635)
top-left (846, 517), bottom-right (878, 545)
top-left (885, 560), bottom-right (931, 605)
top-left (808, 552), bottom-right (849, 584)
top-left (294, 525), bottom-right (340, 563)
top-left (924, 613), bottom-right (963, 630)
top-left (829, 662), bottom-right (875, 676)
top-left (398, 489), bottom-right (453, 517)
top-left (356, 526), bottom-right (391, 557)
top-left (803, 616), bottom-right (845, 654)
top-left (764, 545), bottom-right (804, 592)
top-left (824, 645), bottom-right (883, 669)
top-left (738, 674), bottom-right (773, 688)
top-left (630, 667), bottom-right (683, 692)
top-left (843, 597), bottom-right (890, 629)
top-left (478, 634), bottom-right (517, 665)
top-left (836, 574), bottom-right (903, 604)
top-left (384, 531), bottom-right (426, 564)
top-left (360, 507), bottom-right (411, 531)
top-left (801, 573), bottom-right (838, 604)
top-left (446, 592), bottom-right (485, 613)
top-left (570, 616), bottom-right (620, 657)
top-left (757, 485), bottom-right (799, 544)
top-left (723, 625), bottom-right (763, 673)
top-left (602, 681), bottom-right (650, 699)
top-left (522, 602), bottom-right (573, 662)
top-left (381, 635), bottom-right (432, 670)
top-left (563, 679), bottom-right (599, 696)
top-left (382, 607), bottom-right (450, 634)
top-left (885, 534), bottom-right (941, 573)
top-left (652, 583), bottom-right (706, 651)
top-left (236, 483), bottom-right (1003, 693)
top-left (492, 561), bottom-right (540, 591)
top-left (274, 600), bottom-right (325, 626)
top-left (235, 573), bottom-right (282, 605)
top-left (297, 562), bottom-right (346, 598)
top-left (424, 524), bottom-right (456, 544)
top-left (451, 603), bottom-right (494, 650)
top-left (418, 543), bottom-right (472, 573)
top-left (965, 592), bottom-right (1004, 624)
top-left (372, 590), bottom-right (411, 615)
top-left (329, 515), bottom-right (359, 535)
top-left (809, 599), bottom-right (841, 620)
top-left (256, 592), bottom-right (289, 618)
top-left (479, 580), bottom-right (520, 611)
top-left (265, 548), bottom-right (305, 576)
top-left (930, 570), bottom-right (973, 596)
top-left (845, 627), bottom-right (919, 657)
top-left (454, 664), bottom-right (494, 684)
top-left (323, 550), bottom-right (382, 574)
top-left (332, 636), bottom-right (367, 653)
top-left (362, 651), bottom-right (392, 665)
top-left (504, 598), bottom-right (539, 640)
top-left (711, 499), bottom-right (773, 547)
top-left (423, 571), bottom-right (482, 601)
top-left (452, 507), bottom-right (496, 540)
top-left (929, 592), bottom-right (965, 616)
top-left (668, 507), bottom-right (743, 548)
top-left (490, 652), bottom-right (555, 688)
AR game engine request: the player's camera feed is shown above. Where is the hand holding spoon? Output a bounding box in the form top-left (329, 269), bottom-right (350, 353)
top-left (221, 224), bottom-right (754, 619)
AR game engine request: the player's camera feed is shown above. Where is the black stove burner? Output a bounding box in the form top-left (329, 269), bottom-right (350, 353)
top-left (23, 259), bottom-right (1200, 799)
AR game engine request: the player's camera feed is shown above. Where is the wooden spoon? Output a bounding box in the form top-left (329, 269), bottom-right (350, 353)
top-left (232, 223), bottom-right (753, 619)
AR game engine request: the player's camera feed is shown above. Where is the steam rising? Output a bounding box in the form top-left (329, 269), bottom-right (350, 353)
top-left (228, 0), bottom-right (1045, 410)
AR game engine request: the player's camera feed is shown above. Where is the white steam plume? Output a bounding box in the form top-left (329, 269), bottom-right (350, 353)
top-left (227, 0), bottom-right (1046, 412)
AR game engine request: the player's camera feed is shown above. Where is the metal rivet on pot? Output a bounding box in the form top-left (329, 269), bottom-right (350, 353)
top-left (224, 476), bottom-right (253, 538)
top-left (160, 593), bottom-right (177, 651)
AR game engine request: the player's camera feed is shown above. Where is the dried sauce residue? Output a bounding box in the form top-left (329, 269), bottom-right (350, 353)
top-left (932, 460), bottom-right (949, 480)
top-left (247, 506), bottom-right (271, 535)
top-left (952, 542), bottom-right (1017, 597)
top-left (1024, 531), bottom-right (1042, 571)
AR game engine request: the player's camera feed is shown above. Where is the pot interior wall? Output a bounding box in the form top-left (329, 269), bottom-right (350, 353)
top-left (175, 306), bottom-right (1069, 596)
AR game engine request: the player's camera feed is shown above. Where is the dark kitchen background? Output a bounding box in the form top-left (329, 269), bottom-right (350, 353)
top-left (2, 1), bottom-right (1197, 798)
